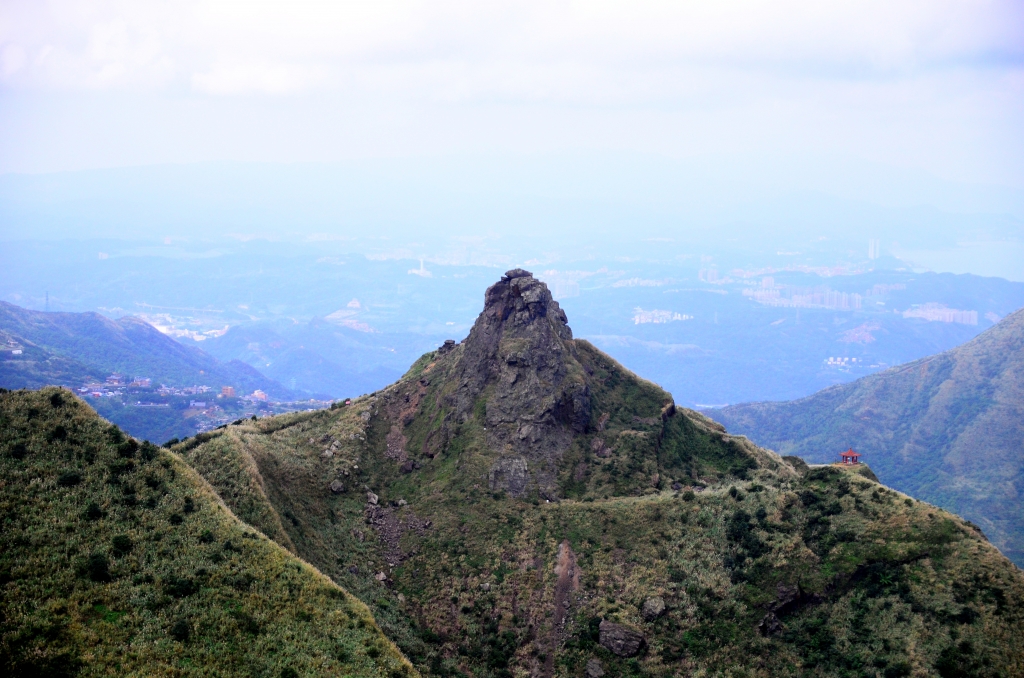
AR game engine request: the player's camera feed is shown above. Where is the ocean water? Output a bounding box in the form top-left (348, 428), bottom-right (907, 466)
top-left (893, 241), bottom-right (1024, 282)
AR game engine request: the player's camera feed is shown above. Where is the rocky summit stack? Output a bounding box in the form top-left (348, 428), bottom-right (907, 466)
top-left (4, 270), bottom-right (1024, 677)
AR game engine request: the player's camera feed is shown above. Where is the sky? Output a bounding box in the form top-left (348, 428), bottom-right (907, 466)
top-left (1, 0), bottom-right (1022, 188)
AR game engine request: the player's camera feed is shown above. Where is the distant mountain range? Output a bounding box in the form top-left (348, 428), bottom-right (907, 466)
top-left (0, 302), bottom-right (321, 442)
top-left (0, 301), bottom-right (299, 396)
top-left (713, 307), bottom-right (1024, 566)
top-left (187, 318), bottom-right (412, 399)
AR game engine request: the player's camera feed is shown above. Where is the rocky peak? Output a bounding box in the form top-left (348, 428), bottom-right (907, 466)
top-left (448, 269), bottom-right (591, 497)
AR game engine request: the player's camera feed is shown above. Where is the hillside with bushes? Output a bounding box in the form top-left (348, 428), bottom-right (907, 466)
top-left (0, 387), bottom-right (416, 677)
top-left (714, 308), bottom-right (1024, 567)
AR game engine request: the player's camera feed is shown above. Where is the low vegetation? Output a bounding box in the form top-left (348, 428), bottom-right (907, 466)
top-left (714, 307), bottom-right (1024, 567)
top-left (0, 387), bottom-right (417, 677)
top-left (178, 342), bottom-right (1024, 677)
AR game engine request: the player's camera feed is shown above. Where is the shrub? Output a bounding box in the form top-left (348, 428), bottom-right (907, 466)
top-left (50, 425), bottom-right (68, 441)
top-left (9, 442), bottom-right (27, 460)
top-left (199, 530), bottom-right (215, 544)
top-left (111, 535), bottom-right (133, 557)
top-left (84, 502), bottom-right (105, 520)
top-left (682, 490), bottom-right (695, 501)
top-left (183, 497), bottom-right (195, 514)
top-left (169, 513), bottom-right (183, 525)
top-left (230, 608), bottom-right (261, 634)
top-left (169, 619), bottom-right (190, 642)
top-left (107, 426), bottom-right (124, 444)
top-left (281, 669), bottom-right (299, 678)
top-left (50, 392), bottom-right (65, 408)
top-left (57, 470), bottom-right (82, 487)
top-left (107, 459), bottom-right (134, 478)
top-left (163, 438), bottom-right (180, 448)
top-left (86, 553), bottom-right (111, 582)
top-left (164, 576), bottom-right (198, 598)
top-left (117, 439), bottom-right (139, 458)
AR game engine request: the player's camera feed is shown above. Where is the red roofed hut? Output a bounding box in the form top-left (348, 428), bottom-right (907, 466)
top-left (839, 448), bottom-right (862, 465)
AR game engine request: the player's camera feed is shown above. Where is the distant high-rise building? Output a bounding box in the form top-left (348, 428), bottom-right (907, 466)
top-left (221, 386), bottom-right (236, 397)
top-left (868, 239), bottom-right (881, 260)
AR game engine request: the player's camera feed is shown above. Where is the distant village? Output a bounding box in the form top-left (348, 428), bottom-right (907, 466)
top-left (77, 373), bottom-right (332, 433)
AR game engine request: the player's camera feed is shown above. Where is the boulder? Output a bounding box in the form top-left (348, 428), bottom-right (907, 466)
top-left (328, 479), bottom-right (346, 494)
top-left (585, 658), bottom-right (605, 678)
top-left (366, 491), bottom-right (379, 505)
top-left (641, 596), bottom-right (666, 621)
top-left (598, 620), bottom-right (646, 657)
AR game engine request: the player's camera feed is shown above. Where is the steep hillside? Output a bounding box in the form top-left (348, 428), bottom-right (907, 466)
top-left (714, 308), bottom-right (1024, 567)
top-left (179, 270), bottom-right (1024, 677)
top-left (0, 387), bottom-right (416, 677)
top-left (0, 301), bottom-right (298, 398)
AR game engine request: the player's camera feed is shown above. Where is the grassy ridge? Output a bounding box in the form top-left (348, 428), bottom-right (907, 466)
top-left (713, 307), bottom-right (1024, 566)
top-left (0, 387), bottom-right (417, 677)
top-left (178, 345), bottom-right (1024, 677)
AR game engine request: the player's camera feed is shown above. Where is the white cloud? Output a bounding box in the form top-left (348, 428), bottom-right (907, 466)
top-left (0, 0), bottom-right (1020, 99)
top-left (0, 0), bottom-right (1020, 182)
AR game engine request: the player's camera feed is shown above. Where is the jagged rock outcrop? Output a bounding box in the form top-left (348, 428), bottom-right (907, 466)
top-left (448, 269), bottom-right (591, 497)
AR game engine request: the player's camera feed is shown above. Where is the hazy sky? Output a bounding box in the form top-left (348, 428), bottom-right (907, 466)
top-left (1, 0), bottom-right (1022, 187)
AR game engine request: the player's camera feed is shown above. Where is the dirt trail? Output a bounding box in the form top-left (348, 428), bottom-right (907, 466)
top-left (544, 540), bottom-right (580, 678)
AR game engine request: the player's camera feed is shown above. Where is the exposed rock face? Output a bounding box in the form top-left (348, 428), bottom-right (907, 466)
top-left (585, 658), bottom-right (605, 678)
top-left (598, 620), bottom-right (646, 657)
top-left (449, 269), bottom-right (591, 497)
top-left (487, 456), bottom-right (529, 495)
top-left (641, 596), bottom-right (666, 621)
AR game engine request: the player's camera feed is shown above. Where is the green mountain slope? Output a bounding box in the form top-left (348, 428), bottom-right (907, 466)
top-left (177, 270), bottom-right (1024, 677)
top-left (713, 307), bottom-right (1024, 566)
top-left (0, 387), bottom-right (416, 677)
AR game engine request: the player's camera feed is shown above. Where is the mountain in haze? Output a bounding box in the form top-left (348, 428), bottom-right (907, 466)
top-left (190, 318), bottom-right (410, 399)
top-left (713, 307), bottom-right (1024, 566)
top-left (0, 301), bottom-right (322, 442)
top-left (170, 270), bottom-right (1024, 677)
top-left (0, 301), bottom-right (302, 397)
